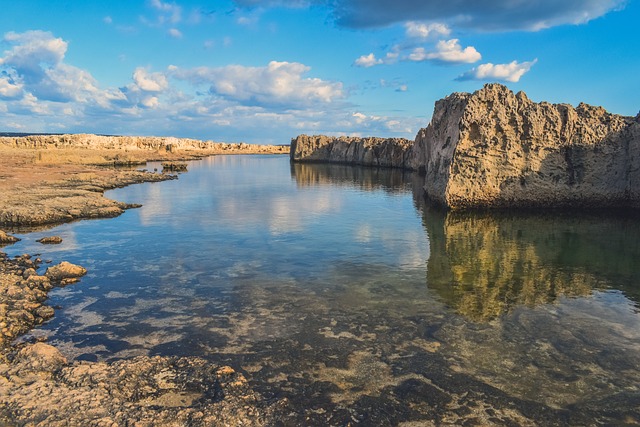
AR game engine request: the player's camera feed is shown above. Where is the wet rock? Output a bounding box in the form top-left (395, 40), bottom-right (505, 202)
top-left (0, 347), bottom-right (278, 426)
top-left (0, 231), bottom-right (19, 244)
top-left (162, 162), bottom-right (188, 172)
top-left (45, 261), bottom-right (87, 283)
top-left (37, 236), bottom-right (63, 244)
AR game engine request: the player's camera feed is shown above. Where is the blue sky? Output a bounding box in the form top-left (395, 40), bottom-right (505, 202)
top-left (0, 0), bottom-right (638, 144)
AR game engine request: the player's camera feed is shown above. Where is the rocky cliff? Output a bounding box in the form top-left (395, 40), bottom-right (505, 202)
top-left (291, 84), bottom-right (640, 209)
top-left (290, 135), bottom-right (414, 169)
top-left (416, 84), bottom-right (640, 209)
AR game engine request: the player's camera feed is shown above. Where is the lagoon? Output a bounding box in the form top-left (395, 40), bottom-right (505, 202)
top-left (7, 155), bottom-right (640, 425)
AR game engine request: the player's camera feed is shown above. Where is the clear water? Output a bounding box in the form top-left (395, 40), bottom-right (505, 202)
top-left (6, 155), bottom-right (640, 425)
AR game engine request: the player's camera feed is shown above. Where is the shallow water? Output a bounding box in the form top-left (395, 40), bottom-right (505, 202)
top-left (7, 155), bottom-right (640, 425)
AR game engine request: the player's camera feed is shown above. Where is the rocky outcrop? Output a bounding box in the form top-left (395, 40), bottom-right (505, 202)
top-left (292, 84), bottom-right (640, 209)
top-left (290, 135), bottom-right (414, 169)
top-left (416, 84), bottom-right (640, 209)
top-left (0, 231), bottom-right (20, 245)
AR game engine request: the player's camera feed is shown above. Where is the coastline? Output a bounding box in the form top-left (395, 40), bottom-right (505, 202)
top-left (0, 134), bottom-right (288, 229)
top-left (0, 135), bottom-right (287, 425)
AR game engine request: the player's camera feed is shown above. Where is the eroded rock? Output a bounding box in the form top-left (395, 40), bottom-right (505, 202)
top-left (290, 135), bottom-right (414, 169)
top-left (37, 236), bottom-right (63, 244)
top-left (45, 261), bottom-right (87, 284)
top-left (0, 231), bottom-right (19, 244)
top-left (416, 83), bottom-right (640, 209)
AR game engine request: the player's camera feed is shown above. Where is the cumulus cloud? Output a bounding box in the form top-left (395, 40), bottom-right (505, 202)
top-left (0, 30), bottom-right (419, 144)
top-left (170, 61), bottom-right (343, 107)
top-left (354, 53), bottom-right (383, 68)
top-left (0, 74), bottom-right (23, 99)
top-left (319, 0), bottom-right (627, 31)
top-left (132, 68), bottom-right (169, 92)
top-left (407, 39), bottom-right (481, 63)
top-left (405, 22), bottom-right (450, 39)
top-left (0, 30), bottom-right (122, 106)
top-left (457, 59), bottom-right (538, 82)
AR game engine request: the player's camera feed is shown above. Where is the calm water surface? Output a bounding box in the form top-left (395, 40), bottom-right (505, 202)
top-left (7, 155), bottom-right (640, 425)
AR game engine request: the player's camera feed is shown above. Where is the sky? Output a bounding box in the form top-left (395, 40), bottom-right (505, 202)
top-left (0, 0), bottom-right (638, 144)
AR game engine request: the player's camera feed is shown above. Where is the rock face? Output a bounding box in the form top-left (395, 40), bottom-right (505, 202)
top-left (290, 135), bottom-right (415, 169)
top-left (291, 84), bottom-right (640, 209)
top-left (415, 84), bottom-right (640, 209)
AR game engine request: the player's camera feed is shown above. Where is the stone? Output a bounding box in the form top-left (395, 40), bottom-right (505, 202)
top-left (16, 342), bottom-right (68, 373)
top-left (0, 230), bottom-right (20, 244)
top-left (45, 261), bottom-right (87, 282)
top-left (37, 236), bottom-right (63, 244)
top-left (161, 162), bottom-right (188, 172)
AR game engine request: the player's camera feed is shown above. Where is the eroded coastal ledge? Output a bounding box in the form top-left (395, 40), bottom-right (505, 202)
top-left (292, 83), bottom-right (640, 209)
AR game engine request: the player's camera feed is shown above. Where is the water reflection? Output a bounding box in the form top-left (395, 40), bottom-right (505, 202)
top-left (423, 207), bottom-right (640, 321)
top-left (6, 156), bottom-right (639, 425)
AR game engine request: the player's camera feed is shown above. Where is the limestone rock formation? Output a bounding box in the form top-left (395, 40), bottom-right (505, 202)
top-left (415, 84), bottom-right (640, 209)
top-left (291, 84), bottom-right (640, 209)
top-left (290, 135), bottom-right (414, 169)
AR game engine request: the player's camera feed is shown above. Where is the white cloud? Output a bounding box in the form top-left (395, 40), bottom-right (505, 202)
top-left (354, 53), bottom-right (383, 68)
top-left (168, 28), bottom-right (183, 38)
top-left (170, 61), bottom-right (344, 107)
top-left (132, 68), bottom-right (169, 92)
top-left (408, 39), bottom-right (481, 63)
top-left (405, 22), bottom-right (450, 39)
top-left (149, 0), bottom-right (182, 24)
top-left (103, 16), bottom-right (113, 25)
top-left (0, 30), bottom-right (420, 144)
top-left (0, 75), bottom-right (23, 99)
top-left (457, 59), bottom-right (538, 82)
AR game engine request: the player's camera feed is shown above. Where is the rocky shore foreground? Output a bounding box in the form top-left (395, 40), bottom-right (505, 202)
top-left (291, 84), bottom-right (640, 209)
top-left (0, 134), bottom-right (287, 228)
top-left (0, 249), bottom-right (281, 426)
top-left (0, 135), bottom-right (290, 425)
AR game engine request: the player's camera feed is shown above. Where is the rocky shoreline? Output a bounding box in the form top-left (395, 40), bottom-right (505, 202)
top-left (0, 135), bottom-right (291, 425)
top-left (0, 133), bottom-right (287, 229)
top-left (0, 247), bottom-right (282, 426)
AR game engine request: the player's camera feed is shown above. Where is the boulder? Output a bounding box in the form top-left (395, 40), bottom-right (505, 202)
top-left (45, 261), bottom-right (87, 283)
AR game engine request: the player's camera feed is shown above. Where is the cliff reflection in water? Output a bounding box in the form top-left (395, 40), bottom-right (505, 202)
top-left (292, 161), bottom-right (640, 322)
top-left (424, 207), bottom-right (640, 321)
